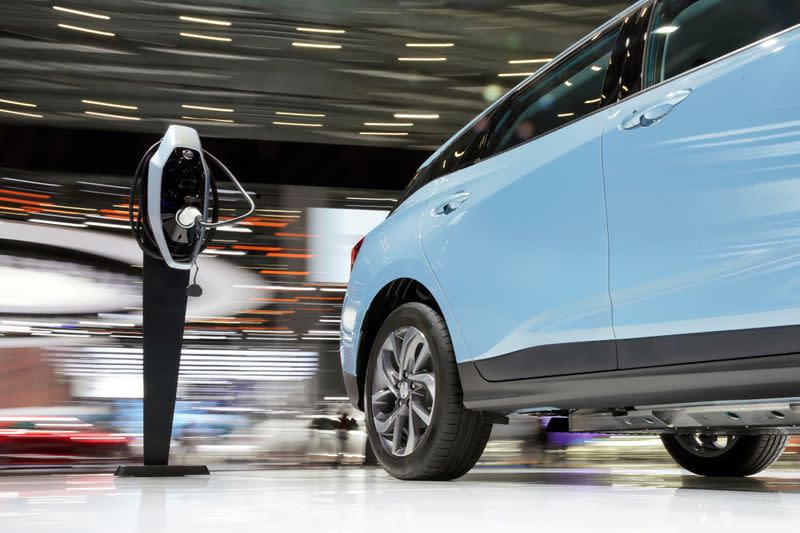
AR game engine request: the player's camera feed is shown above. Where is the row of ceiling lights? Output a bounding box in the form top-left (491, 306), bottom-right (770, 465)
top-left (0, 96), bottom-right (441, 137)
top-left (28, 5), bottom-right (623, 136)
top-left (50, 5), bottom-right (558, 81)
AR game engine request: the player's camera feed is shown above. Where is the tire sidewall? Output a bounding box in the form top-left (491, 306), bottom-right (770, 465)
top-left (364, 303), bottom-right (452, 477)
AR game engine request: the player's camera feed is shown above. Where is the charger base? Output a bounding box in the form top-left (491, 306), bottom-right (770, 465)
top-left (115, 465), bottom-right (210, 477)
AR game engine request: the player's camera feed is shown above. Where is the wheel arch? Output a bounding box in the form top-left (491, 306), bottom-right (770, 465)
top-left (355, 278), bottom-right (443, 410)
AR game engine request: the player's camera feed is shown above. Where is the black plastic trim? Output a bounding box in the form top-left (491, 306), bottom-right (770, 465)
top-left (342, 369), bottom-right (360, 410)
top-left (475, 339), bottom-right (617, 381)
top-left (460, 351), bottom-right (800, 414)
top-left (618, 325), bottom-right (800, 368)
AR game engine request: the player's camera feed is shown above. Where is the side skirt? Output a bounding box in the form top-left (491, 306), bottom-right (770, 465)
top-left (459, 352), bottom-right (800, 413)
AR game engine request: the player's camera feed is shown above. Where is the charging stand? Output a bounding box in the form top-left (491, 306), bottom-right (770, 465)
top-left (115, 256), bottom-right (209, 477)
top-left (116, 125), bottom-right (254, 477)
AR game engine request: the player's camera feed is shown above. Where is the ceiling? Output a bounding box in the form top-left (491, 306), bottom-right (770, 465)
top-left (0, 0), bottom-right (628, 149)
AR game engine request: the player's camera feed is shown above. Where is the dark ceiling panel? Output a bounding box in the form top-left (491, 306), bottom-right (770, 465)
top-left (0, 0), bottom-right (628, 149)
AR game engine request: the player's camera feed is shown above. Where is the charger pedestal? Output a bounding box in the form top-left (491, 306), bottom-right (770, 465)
top-left (115, 255), bottom-right (209, 477)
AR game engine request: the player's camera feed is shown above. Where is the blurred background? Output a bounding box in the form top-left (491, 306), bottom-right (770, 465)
top-left (1, 0), bottom-right (798, 473)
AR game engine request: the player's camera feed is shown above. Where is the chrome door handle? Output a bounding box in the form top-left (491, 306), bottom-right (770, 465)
top-left (434, 191), bottom-right (471, 215)
top-left (622, 89), bottom-right (693, 130)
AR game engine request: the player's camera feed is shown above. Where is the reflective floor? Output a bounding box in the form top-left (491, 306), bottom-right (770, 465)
top-left (3, 467), bottom-right (800, 532)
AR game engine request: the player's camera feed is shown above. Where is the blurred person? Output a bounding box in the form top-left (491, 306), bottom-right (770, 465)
top-left (334, 411), bottom-right (357, 467)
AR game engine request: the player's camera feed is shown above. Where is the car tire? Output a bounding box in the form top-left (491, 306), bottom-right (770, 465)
top-left (661, 433), bottom-right (787, 477)
top-left (364, 302), bottom-right (492, 480)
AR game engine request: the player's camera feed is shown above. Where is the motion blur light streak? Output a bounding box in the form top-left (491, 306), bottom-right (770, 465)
top-left (84, 110), bottom-right (139, 121)
top-left (181, 104), bottom-right (234, 113)
top-left (291, 42), bottom-right (342, 50)
top-left (57, 23), bottom-right (115, 37)
top-left (0, 98), bottom-right (37, 108)
top-left (81, 99), bottom-right (137, 110)
top-left (179, 15), bottom-right (231, 27)
top-left (181, 116), bottom-right (235, 124)
top-left (397, 57), bottom-right (448, 62)
top-left (275, 111), bottom-right (325, 118)
top-left (363, 122), bottom-right (413, 127)
top-left (0, 108), bottom-right (42, 118)
top-left (1, 177), bottom-right (61, 187)
top-left (508, 58), bottom-right (553, 64)
top-left (179, 32), bottom-right (232, 43)
top-left (359, 131), bottom-right (408, 136)
top-left (52, 5), bottom-right (109, 20)
top-left (394, 113), bottom-right (438, 119)
top-left (272, 121), bottom-right (323, 127)
top-left (296, 26), bottom-right (345, 34)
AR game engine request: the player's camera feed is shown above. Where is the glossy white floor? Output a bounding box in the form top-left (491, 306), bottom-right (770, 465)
top-left (2, 466), bottom-right (800, 532)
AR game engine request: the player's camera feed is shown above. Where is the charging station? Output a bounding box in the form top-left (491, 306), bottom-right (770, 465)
top-left (116, 125), bottom-right (254, 476)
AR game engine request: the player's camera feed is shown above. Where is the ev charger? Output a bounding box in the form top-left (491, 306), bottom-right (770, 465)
top-left (118, 125), bottom-right (254, 477)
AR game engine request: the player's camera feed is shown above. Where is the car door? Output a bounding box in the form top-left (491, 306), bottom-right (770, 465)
top-left (419, 22), bottom-right (623, 381)
top-left (602, 0), bottom-right (800, 368)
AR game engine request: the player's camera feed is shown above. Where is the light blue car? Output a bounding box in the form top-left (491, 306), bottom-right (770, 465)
top-left (341, 0), bottom-right (800, 480)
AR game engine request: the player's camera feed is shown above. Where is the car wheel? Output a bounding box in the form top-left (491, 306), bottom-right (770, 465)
top-left (364, 302), bottom-right (492, 480)
top-left (661, 432), bottom-right (787, 477)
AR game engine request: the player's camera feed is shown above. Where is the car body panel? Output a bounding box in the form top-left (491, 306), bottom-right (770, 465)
top-left (419, 110), bottom-right (616, 379)
top-left (602, 26), bottom-right (800, 368)
top-left (341, 0), bottom-right (800, 414)
top-left (339, 190), bottom-right (470, 382)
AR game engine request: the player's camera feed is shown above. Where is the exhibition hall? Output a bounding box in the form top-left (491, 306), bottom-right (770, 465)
top-left (2, 0), bottom-right (800, 531)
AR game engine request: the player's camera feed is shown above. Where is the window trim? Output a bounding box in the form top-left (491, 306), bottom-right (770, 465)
top-left (641, 1), bottom-right (800, 92)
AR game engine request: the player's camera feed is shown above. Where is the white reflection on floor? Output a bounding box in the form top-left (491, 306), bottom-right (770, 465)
top-left (2, 467), bottom-right (800, 532)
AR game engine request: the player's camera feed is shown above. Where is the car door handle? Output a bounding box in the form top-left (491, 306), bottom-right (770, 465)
top-left (434, 191), bottom-right (471, 215)
top-left (621, 89), bottom-right (693, 130)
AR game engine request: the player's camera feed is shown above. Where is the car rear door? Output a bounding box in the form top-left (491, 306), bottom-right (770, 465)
top-left (419, 21), bottom-right (625, 381)
top-left (602, 0), bottom-right (800, 368)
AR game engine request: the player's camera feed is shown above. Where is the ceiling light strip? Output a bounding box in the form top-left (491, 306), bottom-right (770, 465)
top-left (507, 58), bottom-right (552, 64)
top-left (182, 104), bottom-right (233, 113)
top-left (84, 110), bottom-right (139, 121)
top-left (405, 43), bottom-right (454, 48)
top-left (296, 26), bottom-right (345, 34)
top-left (0, 108), bottom-right (42, 118)
top-left (181, 116), bottom-right (234, 123)
top-left (180, 32), bottom-right (232, 42)
top-left (0, 98), bottom-right (36, 108)
top-left (364, 122), bottom-right (413, 127)
top-left (179, 15), bottom-right (231, 27)
top-left (397, 57), bottom-right (447, 61)
top-left (275, 111), bottom-right (325, 118)
top-left (272, 121), bottom-right (323, 127)
top-left (359, 131), bottom-right (408, 136)
top-left (82, 99), bottom-right (137, 110)
top-left (58, 23), bottom-right (115, 37)
top-left (52, 5), bottom-right (110, 20)
top-left (394, 113), bottom-right (438, 119)
top-left (292, 42), bottom-right (342, 49)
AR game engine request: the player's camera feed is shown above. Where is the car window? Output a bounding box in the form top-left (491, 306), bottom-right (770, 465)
top-left (484, 23), bottom-right (622, 157)
top-left (432, 114), bottom-right (494, 181)
top-left (395, 164), bottom-right (433, 208)
top-left (644, 0), bottom-right (800, 87)
top-left (393, 100), bottom-right (507, 209)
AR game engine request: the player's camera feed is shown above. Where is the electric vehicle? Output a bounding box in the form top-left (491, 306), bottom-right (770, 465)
top-left (341, 0), bottom-right (800, 480)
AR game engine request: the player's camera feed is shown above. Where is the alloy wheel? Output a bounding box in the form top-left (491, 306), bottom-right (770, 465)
top-left (370, 326), bottom-right (436, 457)
top-left (675, 433), bottom-right (739, 458)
